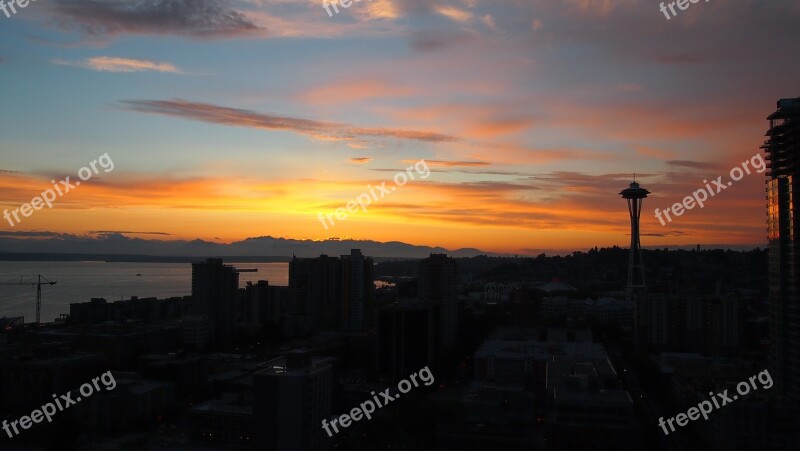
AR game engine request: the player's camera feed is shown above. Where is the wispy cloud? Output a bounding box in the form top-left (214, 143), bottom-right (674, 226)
top-left (0, 231), bottom-right (75, 238)
top-left (350, 157), bottom-right (372, 164)
top-left (89, 230), bottom-right (172, 235)
top-left (402, 159), bottom-right (489, 167)
top-left (435, 5), bottom-right (473, 23)
top-left (666, 160), bottom-right (722, 170)
top-left (52, 56), bottom-right (184, 73)
top-left (118, 99), bottom-right (457, 143)
top-left (48, 0), bottom-right (261, 39)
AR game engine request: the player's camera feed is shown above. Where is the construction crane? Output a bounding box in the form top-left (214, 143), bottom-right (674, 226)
top-left (0, 275), bottom-right (57, 325)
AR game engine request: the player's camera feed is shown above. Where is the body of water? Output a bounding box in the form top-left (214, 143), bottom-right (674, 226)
top-left (0, 261), bottom-right (288, 323)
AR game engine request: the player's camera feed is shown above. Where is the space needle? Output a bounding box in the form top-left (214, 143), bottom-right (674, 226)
top-left (620, 178), bottom-right (650, 299)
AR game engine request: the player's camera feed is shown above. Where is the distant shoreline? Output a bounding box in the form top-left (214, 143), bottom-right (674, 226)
top-left (0, 253), bottom-right (291, 263)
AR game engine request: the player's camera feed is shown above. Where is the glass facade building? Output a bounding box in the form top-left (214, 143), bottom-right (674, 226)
top-left (763, 98), bottom-right (800, 399)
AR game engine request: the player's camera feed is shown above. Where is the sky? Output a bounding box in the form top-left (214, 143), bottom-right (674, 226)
top-left (0, 0), bottom-right (798, 255)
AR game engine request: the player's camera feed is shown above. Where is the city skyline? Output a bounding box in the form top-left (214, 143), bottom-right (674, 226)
top-left (2, 1), bottom-right (800, 254)
top-left (2, 2), bottom-right (799, 449)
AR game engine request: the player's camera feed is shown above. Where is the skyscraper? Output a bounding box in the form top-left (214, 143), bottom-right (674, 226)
top-left (289, 254), bottom-right (340, 332)
top-left (620, 181), bottom-right (650, 299)
top-left (340, 249), bottom-right (374, 332)
top-left (419, 253), bottom-right (458, 349)
top-left (191, 258), bottom-right (239, 345)
top-left (763, 97), bottom-right (800, 399)
top-left (286, 250), bottom-right (374, 335)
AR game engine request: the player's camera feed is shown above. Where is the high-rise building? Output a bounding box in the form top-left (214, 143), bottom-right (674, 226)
top-left (286, 250), bottom-right (374, 336)
top-left (289, 254), bottom-right (340, 332)
top-left (418, 253), bottom-right (458, 349)
top-left (191, 258), bottom-right (239, 345)
top-left (620, 181), bottom-right (650, 299)
top-left (763, 97), bottom-right (800, 399)
top-left (340, 249), bottom-right (374, 333)
top-left (254, 350), bottom-right (333, 451)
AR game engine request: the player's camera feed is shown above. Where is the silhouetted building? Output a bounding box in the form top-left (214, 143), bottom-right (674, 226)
top-left (289, 255), bottom-right (340, 333)
top-left (69, 296), bottom-right (190, 325)
top-left (377, 300), bottom-right (437, 380)
top-left (192, 258), bottom-right (239, 345)
top-left (419, 253), bottom-right (458, 349)
top-left (35, 323), bottom-right (181, 369)
top-left (763, 97), bottom-right (800, 399)
top-left (285, 250), bottom-right (373, 336)
top-left (340, 249), bottom-right (373, 332)
top-left (254, 350), bottom-right (333, 451)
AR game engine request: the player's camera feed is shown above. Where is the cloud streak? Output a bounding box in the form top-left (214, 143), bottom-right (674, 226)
top-left (52, 56), bottom-right (184, 73)
top-left (118, 99), bottom-right (457, 143)
top-left (48, 0), bottom-right (261, 38)
top-left (402, 160), bottom-right (489, 167)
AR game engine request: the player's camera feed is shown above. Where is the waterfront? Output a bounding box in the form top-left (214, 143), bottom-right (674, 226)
top-left (0, 261), bottom-right (289, 323)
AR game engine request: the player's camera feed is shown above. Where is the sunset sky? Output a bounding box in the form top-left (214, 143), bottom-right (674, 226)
top-left (1, 0), bottom-right (799, 254)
